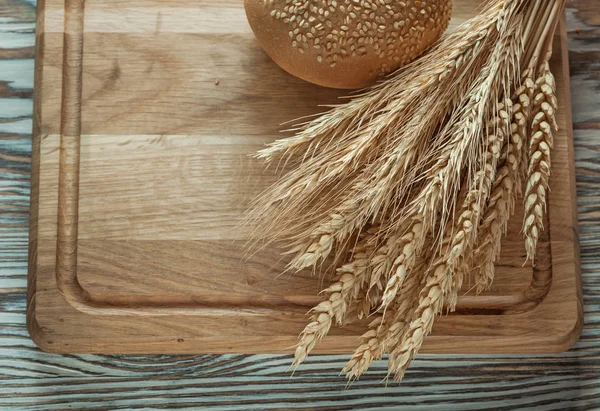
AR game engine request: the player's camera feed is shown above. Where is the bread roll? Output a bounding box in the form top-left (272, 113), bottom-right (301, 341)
top-left (245, 0), bottom-right (453, 89)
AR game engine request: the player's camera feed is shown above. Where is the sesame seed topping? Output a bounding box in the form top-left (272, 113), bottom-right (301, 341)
top-left (262, 0), bottom-right (451, 76)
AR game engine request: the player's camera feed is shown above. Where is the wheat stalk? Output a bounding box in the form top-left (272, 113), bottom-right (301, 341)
top-left (248, 0), bottom-right (566, 384)
top-left (386, 136), bottom-right (506, 382)
top-left (247, 0), bottom-right (513, 264)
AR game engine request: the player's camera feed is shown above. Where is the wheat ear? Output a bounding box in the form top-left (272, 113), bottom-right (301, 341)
top-left (471, 99), bottom-right (516, 291)
top-left (386, 108), bottom-right (509, 381)
top-left (472, 166), bottom-right (512, 292)
top-left (452, 111), bottom-right (509, 290)
top-left (379, 220), bottom-right (423, 310)
top-left (471, 69), bottom-right (535, 289)
top-left (350, 224), bottom-right (418, 320)
top-left (512, 70), bottom-right (536, 187)
top-left (386, 179), bottom-right (482, 381)
top-left (387, 258), bottom-right (452, 383)
top-left (292, 228), bottom-right (377, 366)
top-left (385, 217), bottom-right (461, 383)
top-left (523, 62), bottom-right (558, 263)
top-left (343, 262), bottom-right (424, 380)
top-left (285, 214), bottom-right (347, 271)
top-left (292, 273), bottom-right (359, 366)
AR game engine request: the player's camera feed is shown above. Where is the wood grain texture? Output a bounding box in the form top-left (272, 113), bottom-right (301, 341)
top-left (26, 0), bottom-right (582, 355)
top-left (0, 0), bottom-right (599, 409)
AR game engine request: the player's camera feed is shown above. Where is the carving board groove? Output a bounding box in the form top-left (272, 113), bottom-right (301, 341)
top-left (28, 0), bottom-right (582, 354)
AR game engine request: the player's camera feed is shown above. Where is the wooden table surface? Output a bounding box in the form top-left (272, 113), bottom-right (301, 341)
top-left (1, 0), bottom-right (598, 409)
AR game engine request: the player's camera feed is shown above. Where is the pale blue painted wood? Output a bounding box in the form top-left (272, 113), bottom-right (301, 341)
top-left (0, 0), bottom-right (598, 409)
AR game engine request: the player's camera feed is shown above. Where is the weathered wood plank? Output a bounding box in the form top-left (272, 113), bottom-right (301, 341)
top-left (0, 0), bottom-right (33, 294)
top-left (0, 0), bottom-right (599, 409)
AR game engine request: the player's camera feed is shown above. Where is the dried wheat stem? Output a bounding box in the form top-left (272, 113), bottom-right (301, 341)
top-left (529, 0), bottom-right (565, 74)
top-left (523, 62), bottom-right (558, 263)
top-left (522, 0), bottom-right (543, 47)
top-left (523, 1), bottom-right (550, 66)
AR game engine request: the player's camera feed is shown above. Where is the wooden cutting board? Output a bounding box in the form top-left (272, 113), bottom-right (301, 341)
top-left (28, 0), bottom-right (582, 354)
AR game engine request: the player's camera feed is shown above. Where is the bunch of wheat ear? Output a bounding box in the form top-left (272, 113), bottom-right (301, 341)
top-left (247, 0), bottom-right (566, 383)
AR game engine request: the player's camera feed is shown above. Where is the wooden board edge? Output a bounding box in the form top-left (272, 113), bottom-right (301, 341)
top-left (27, 0), bottom-right (90, 353)
top-left (550, 14), bottom-right (584, 352)
top-left (26, 0), bottom-right (47, 352)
